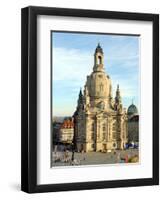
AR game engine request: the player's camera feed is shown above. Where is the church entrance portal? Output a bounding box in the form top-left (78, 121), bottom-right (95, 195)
top-left (102, 144), bottom-right (107, 151)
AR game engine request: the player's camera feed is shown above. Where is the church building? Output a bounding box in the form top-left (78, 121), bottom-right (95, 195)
top-left (73, 44), bottom-right (128, 152)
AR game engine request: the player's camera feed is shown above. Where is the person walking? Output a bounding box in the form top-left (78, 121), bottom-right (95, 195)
top-left (71, 149), bottom-right (75, 162)
top-left (116, 152), bottom-right (121, 163)
top-left (125, 154), bottom-right (128, 163)
top-left (81, 149), bottom-right (85, 161)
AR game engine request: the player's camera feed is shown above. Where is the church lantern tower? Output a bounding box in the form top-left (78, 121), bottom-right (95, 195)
top-left (93, 43), bottom-right (104, 72)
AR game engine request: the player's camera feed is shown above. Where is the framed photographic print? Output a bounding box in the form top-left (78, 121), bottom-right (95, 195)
top-left (21, 6), bottom-right (159, 193)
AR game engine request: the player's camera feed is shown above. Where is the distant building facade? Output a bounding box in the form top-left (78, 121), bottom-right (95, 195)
top-left (74, 44), bottom-right (128, 152)
top-left (127, 103), bottom-right (139, 143)
top-left (53, 122), bottom-right (62, 144)
top-left (59, 118), bottom-right (74, 144)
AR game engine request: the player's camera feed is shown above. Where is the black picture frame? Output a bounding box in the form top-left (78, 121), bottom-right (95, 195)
top-left (21, 6), bottom-right (159, 193)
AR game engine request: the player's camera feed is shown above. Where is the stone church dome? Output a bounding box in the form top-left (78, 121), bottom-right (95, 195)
top-left (127, 103), bottom-right (138, 116)
top-left (87, 72), bottom-right (111, 98)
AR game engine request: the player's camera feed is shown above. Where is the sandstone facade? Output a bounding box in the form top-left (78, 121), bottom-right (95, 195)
top-left (74, 44), bottom-right (128, 152)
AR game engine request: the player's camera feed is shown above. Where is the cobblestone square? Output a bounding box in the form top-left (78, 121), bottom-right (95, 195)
top-left (52, 148), bottom-right (139, 167)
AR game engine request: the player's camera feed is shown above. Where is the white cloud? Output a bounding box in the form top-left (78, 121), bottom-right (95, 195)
top-left (52, 47), bottom-right (93, 84)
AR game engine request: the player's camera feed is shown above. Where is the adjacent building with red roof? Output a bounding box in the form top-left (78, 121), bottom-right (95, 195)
top-left (59, 118), bottom-right (74, 144)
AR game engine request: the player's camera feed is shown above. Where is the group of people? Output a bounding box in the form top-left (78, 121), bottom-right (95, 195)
top-left (53, 146), bottom-right (84, 165)
top-left (115, 151), bottom-right (138, 163)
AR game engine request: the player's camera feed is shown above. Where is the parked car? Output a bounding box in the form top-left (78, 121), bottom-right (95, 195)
top-left (125, 142), bottom-right (138, 149)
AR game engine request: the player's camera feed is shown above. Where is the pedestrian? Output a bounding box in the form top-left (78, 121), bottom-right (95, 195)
top-left (71, 150), bottom-right (75, 162)
top-left (125, 154), bottom-right (128, 163)
top-left (81, 149), bottom-right (85, 161)
top-left (117, 152), bottom-right (121, 163)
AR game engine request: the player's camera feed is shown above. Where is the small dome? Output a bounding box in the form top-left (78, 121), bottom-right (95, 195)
top-left (127, 104), bottom-right (138, 115)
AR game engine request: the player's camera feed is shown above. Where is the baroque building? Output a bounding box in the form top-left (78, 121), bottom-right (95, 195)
top-left (53, 118), bottom-right (74, 144)
top-left (74, 44), bottom-right (128, 152)
top-left (127, 103), bottom-right (139, 143)
top-left (59, 118), bottom-right (74, 144)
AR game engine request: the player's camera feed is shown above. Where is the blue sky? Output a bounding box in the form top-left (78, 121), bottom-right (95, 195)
top-left (52, 32), bottom-right (140, 117)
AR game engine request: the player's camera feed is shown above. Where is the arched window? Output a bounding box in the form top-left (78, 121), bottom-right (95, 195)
top-left (91, 123), bottom-right (94, 131)
top-left (97, 56), bottom-right (102, 64)
top-left (112, 121), bottom-right (117, 139)
top-left (103, 124), bottom-right (107, 140)
top-left (103, 124), bottom-right (106, 131)
top-left (91, 123), bottom-right (94, 139)
top-left (99, 83), bottom-right (103, 92)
